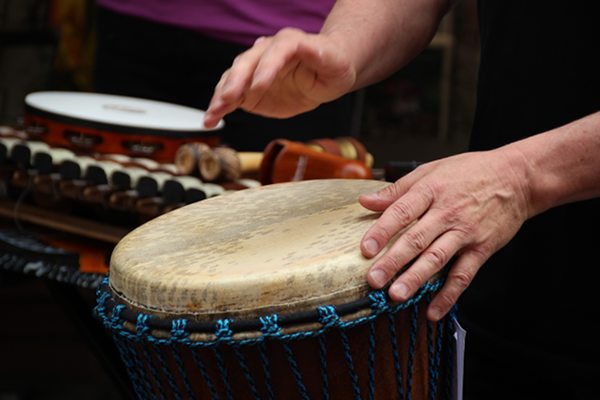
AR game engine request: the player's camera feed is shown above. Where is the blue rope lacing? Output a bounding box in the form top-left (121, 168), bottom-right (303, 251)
top-left (171, 319), bottom-right (196, 399)
top-left (259, 315), bottom-right (280, 400)
top-left (95, 279), bottom-right (452, 400)
top-left (136, 314), bottom-right (166, 400)
top-left (213, 319), bottom-right (235, 400)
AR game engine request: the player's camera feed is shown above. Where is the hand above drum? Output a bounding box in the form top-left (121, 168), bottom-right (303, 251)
top-left (203, 28), bottom-right (357, 128)
top-left (359, 147), bottom-right (531, 322)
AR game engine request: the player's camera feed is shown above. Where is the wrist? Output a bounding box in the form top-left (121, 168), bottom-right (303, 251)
top-left (493, 143), bottom-right (540, 219)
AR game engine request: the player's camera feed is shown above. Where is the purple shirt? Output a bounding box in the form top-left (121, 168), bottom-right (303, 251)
top-left (97, 0), bottom-right (335, 46)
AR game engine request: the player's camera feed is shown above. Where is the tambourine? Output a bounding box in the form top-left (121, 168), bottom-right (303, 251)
top-left (23, 91), bottom-right (224, 162)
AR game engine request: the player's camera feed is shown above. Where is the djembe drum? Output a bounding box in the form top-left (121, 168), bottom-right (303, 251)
top-left (96, 179), bottom-right (456, 400)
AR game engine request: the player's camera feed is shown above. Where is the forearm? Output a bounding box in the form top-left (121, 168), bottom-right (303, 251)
top-left (502, 111), bottom-right (600, 217)
top-left (321, 0), bottom-right (450, 90)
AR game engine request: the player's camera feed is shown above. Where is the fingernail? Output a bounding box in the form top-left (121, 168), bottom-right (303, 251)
top-left (202, 112), bottom-right (214, 127)
top-left (369, 269), bottom-right (388, 288)
top-left (364, 238), bottom-right (379, 255)
top-left (362, 191), bottom-right (381, 200)
top-left (390, 282), bottom-right (409, 299)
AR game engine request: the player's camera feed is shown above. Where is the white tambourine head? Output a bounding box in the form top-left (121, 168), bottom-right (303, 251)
top-left (25, 91), bottom-right (225, 132)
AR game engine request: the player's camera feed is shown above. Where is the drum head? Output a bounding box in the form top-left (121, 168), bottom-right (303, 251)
top-left (25, 91), bottom-right (225, 133)
top-left (110, 179), bottom-right (390, 319)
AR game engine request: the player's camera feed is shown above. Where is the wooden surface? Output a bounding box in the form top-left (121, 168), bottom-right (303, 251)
top-left (0, 198), bottom-right (129, 244)
top-left (110, 178), bottom-right (390, 318)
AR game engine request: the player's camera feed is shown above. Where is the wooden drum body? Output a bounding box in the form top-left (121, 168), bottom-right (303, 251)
top-left (96, 179), bottom-right (456, 400)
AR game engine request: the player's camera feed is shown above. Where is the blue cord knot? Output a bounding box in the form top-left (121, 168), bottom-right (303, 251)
top-left (171, 319), bottom-right (189, 341)
top-left (215, 319), bottom-right (234, 341)
top-left (110, 304), bottom-right (126, 328)
top-left (135, 314), bottom-right (151, 337)
top-left (317, 305), bottom-right (339, 328)
top-left (96, 291), bottom-right (109, 313)
top-left (95, 277), bottom-right (110, 298)
top-left (369, 290), bottom-right (389, 313)
top-left (260, 314), bottom-right (281, 337)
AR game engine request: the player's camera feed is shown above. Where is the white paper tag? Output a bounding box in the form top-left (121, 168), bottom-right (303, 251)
top-left (452, 317), bottom-right (466, 400)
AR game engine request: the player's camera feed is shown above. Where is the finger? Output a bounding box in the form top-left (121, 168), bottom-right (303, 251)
top-left (426, 250), bottom-right (485, 321)
top-left (203, 108), bottom-right (225, 129)
top-left (253, 36), bottom-right (267, 45)
top-left (387, 228), bottom-right (464, 301)
top-left (220, 41), bottom-right (271, 103)
top-left (358, 166), bottom-right (428, 211)
top-left (242, 30), bottom-right (311, 110)
top-left (366, 207), bottom-right (446, 288)
top-left (205, 71), bottom-right (239, 127)
top-left (360, 185), bottom-right (434, 258)
top-left (250, 28), bottom-right (310, 90)
top-left (205, 37), bottom-right (275, 126)
top-left (206, 38), bottom-right (273, 116)
top-left (241, 58), bottom-right (302, 112)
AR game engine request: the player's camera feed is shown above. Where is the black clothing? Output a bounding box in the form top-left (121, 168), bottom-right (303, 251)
top-left (460, 2), bottom-right (600, 399)
top-left (93, 6), bottom-right (358, 152)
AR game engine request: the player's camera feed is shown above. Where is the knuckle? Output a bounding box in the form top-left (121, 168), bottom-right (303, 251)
top-left (253, 35), bottom-right (266, 45)
top-left (402, 229), bottom-right (428, 253)
top-left (388, 201), bottom-right (414, 226)
top-left (418, 181), bottom-right (438, 201)
top-left (448, 270), bottom-right (473, 291)
top-left (232, 54), bottom-right (245, 67)
top-left (469, 245), bottom-right (493, 264)
top-left (379, 254), bottom-right (405, 277)
top-left (423, 247), bottom-right (449, 269)
top-left (435, 291), bottom-right (457, 309)
top-left (454, 221), bottom-right (476, 239)
top-left (380, 183), bottom-right (401, 199)
top-left (403, 270), bottom-right (426, 289)
top-left (278, 27), bottom-right (302, 38)
top-left (441, 205), bottom-right (461, 226)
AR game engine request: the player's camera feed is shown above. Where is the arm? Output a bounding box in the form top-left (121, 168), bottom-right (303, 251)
top-left (321, 0), bottom-right (449, 90)
top-left (513, 112), bottom-right (600, 213)
top-left (203, 0), bottom-right (450, 127)
top-left (359, 112), bottom-right (600, 321)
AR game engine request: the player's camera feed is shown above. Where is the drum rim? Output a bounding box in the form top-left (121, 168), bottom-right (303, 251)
top-left (95, 276), bottom-right (445, 343)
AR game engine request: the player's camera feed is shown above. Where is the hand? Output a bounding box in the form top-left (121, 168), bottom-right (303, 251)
top-left (359, 148), bottom-right (531, 321)
top-left (203, 28), bottom-right (357, 128)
